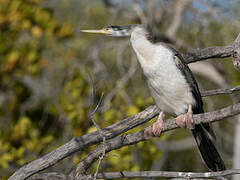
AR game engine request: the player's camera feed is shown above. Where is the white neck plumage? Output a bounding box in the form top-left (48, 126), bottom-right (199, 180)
top-left (130, 28), bottom-right (155, 69)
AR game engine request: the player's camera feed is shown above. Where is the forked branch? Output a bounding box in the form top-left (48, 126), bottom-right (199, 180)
top-left (74, 102), bottom-right (240, 177)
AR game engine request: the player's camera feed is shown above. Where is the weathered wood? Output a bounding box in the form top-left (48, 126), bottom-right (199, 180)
top-left (9, 106), bottom-right (159, 180)
top-left (183, 45), bottom-right (234, 64)
top-left (74, 103), bottom-right (240, 177)
top-left (28, 169), bottom-right (240, 179)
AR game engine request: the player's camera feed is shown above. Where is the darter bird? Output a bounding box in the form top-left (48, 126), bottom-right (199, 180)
top-left (81, 24), bottom-right (226, 171)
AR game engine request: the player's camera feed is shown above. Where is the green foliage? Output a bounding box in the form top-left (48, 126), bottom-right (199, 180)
top-left (0, 0), bottom-right (74, 177)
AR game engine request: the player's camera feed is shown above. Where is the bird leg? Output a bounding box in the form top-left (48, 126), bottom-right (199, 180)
top-left (176, 104), bottom-right (194, 129)
top-left (144, 112), bottom-right (164, 139)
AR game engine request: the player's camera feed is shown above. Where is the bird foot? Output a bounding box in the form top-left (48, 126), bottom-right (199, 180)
top-left (176, 104), bottom-right (194, 129)
top-left (144, 112), bottom-right (164, 139)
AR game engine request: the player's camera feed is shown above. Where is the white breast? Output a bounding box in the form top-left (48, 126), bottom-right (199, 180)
top-left (131, 33), bottom-right (195, 116)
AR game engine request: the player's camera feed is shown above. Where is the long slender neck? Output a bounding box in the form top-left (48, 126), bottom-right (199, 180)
top-left (130, 29), bottom-right (155, 67)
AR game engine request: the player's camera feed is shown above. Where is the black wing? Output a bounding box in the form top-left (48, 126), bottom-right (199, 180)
top-left (173, 53), bottom-right (203, 114)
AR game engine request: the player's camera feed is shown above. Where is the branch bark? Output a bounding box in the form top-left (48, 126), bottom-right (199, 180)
top-left (9, 106), bottom-right (159, 180)
top-left (29, 172), bottom-right (72, 180)
top-left (183, 30), bottom-right (240, 69)
top-left (82, 169), bottom-right (240, 179)
top-left (28, 169), bottom-right (240, 179)
top-left (232, 33), bottom-right (240, 71)
top-left (74, 103), bottom-right (240, 177)
top-left (201, 86), bottom-right (240, 97)
top-left (9, 87), bottom-right (240, 180)
top-left (183, 45), bottom-right (234, 64)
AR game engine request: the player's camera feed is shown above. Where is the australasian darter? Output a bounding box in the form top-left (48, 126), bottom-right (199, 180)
top-left (81, 24), bottom-right (226, 171)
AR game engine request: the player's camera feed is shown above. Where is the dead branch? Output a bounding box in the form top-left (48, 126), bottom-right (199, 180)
top-left (9, 87), bottom-right (240, 180)
top-left (82, 169), bottom-right (240, 179)
top-left (89, 93), bottom-right (106, 180)
top-left (29, 169), bottom-right (240, 179)
top-left (201, 86), bottom-right (240, 97)
top-left (9, 105), bottom-right (159, 180)
top-left (74, 103), bottom-right (240, 177)
top-left (232, 34), bottom-right (240, 71)
top-left (29, 172), bottom-right (72, 180)
top-left (183, 45), bottom-right (234, 64)
top-left (154, 35), bottom-right (236, 64)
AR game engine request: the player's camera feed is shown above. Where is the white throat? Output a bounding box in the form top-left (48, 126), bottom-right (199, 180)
top-left (130, 30), bottom-right (155, 69)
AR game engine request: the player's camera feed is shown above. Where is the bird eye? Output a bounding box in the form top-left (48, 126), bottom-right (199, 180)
top-left (105, 28), bottom-right (109, 31)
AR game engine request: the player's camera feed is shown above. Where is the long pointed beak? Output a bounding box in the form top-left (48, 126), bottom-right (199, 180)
top-left (80, 29), bottom-right (110, 35)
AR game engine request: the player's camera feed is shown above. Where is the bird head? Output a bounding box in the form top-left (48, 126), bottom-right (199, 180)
top-left (80, 24), bottom-right (147, 37)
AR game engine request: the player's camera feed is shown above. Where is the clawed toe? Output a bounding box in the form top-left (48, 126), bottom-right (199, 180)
top-left (152, 119), bottom-right (163, 137)
top-left (176, 104), bottom-right (195, 130)
top-left (144, 112), bottom-right (164, 139)
top-left (185, 112), bottom-right (194, 129)
top-left (176, 114), bottom-right (186, 128)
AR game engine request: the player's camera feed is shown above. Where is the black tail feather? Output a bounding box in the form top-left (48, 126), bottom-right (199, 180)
top-left (192, 124), bottom-right (226, 171)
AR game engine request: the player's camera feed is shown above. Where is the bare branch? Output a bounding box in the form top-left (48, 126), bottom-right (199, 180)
top-left (155, 34), bottom-right (237, 63)
top-left (90, 93), bottom-right (106, 180)
top-left (28, 171), bottom-right (232, 180)
top-left (201, 86), bottom-right (240, 97)
top-left (9, 105), bottom-right (159, 180)
top-left (74, 103), bottom-right (240, 176)
top-left (166, 0), bottom-right (192, 39)
top-left (183, 45), bottom-right (234, 64)
top-left (29, 172), bottom-right (72, 180)
top-left (232, 33), bottom-right (240, 71)
top-left (89, 93), bottom-right (106, 180)
top-left (9, 84), bottom-right (240, 180)
top-left (93, 152), bottom-right (105, 180)
top-left (89, 93), bottom-right (104, 130)
top-left (101, 56), bottom-right (137, 111)
top-left (82, 169), bottom-right (240, 179)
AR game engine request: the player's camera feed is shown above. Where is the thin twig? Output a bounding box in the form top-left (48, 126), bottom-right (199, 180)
top-left (93, 151), bottom-right (105, 180)
top-left (89, 93), bottom-right (106, 180)
top-left (101, 55), bottom-right (137, 111)
top-left (90, 93), bottom-right (104, 128)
